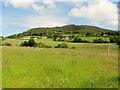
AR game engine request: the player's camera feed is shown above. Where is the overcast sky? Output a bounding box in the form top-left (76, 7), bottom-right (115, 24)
top-left (1, 0), bottom-right (120, 36)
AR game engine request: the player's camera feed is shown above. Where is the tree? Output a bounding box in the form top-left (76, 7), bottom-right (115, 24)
top-left (101, 32), bottom-right (104, 36)
top-left (115, 36), bottom-right (120, 47)
top-left (73, 37), bottom-right (83, 42)
top-left (93, 38), bottom-right (109, 43)
top-left (109, 36), bottom-right (120, 47)
top-left (28, 39), bottom-right (35, 47)
top-left (86, 32), bottom-right (91, 36)
top-left (73, 37), bottom-right (90, 43)
top-left (20, 41), bottom-right (28, 46)
top-left (55, 43), bottom-right (68, 48)
top-left (109, 36), bottom-right (116, 43)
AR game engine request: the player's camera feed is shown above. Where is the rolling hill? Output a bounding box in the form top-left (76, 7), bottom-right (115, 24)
top-left (7, 25), bottom-right (118, 38)
top-left (22, 25), bottom-right (116, 35)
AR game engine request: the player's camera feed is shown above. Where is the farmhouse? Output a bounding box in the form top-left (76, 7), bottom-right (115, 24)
top-left (21, 36), bottom-right (30, 39)
top-left (41, 36), bottom-right (47, 39)
top-left (64, 37), bottom-right (69, 41)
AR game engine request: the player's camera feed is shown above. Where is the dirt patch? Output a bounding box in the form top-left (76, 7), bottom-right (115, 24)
top-left (98, 62), bottom-right (118, 73)
top-left (96, 53), bottom-right (118, 59)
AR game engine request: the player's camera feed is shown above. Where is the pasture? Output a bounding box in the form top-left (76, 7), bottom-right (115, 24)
top-left (2, 39), bottom-right (118, 88)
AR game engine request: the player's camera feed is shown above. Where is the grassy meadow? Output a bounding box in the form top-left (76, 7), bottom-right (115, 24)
top-left (2, 38), bottom-right (119, 88)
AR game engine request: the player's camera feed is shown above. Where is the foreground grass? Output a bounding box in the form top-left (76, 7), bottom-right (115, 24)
top-left (2, 41), bottom-right (118, 88)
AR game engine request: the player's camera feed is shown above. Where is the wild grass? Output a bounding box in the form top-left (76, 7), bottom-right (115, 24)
top-left (2, 39), bottom-right (118, 88)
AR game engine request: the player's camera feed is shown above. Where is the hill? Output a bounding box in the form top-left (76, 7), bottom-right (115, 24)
top-left (7, 25), bottom-right (119, 38)
top-left (22, 25), bottom-right (113, 35)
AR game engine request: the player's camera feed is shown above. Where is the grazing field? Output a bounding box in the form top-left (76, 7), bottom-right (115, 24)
top-left (2, 39), bottom-right (118, 88)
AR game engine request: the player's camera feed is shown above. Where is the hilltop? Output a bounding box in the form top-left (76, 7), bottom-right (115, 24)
top-left (7, 25), bottom-right (119, 38)
top-left (22, 25), bottom-right (114, 35)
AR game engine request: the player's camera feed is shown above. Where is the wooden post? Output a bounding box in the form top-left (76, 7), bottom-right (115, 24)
top-left (108, 43), bottom-right (110, 55)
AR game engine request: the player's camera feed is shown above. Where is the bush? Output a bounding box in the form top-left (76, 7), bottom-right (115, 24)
top-left (53, 38), bottom-right (56, 41)
top-left (20, 41), bottom-right (28, 46)
top-left (20, 39), bottom-right (36, 47)
top-left (20, 39), bottom-right (52, 48)
top-left (93, 38), bottom-right (109, 43)
top-left (109, 36), bottom-right (116, 43)
top-left (71, 46), bottom-right (76, 49)
top-left (2, 37), bottom-right (6, 41)
top-left (1, 42), bottom-right (12, 46)
top-left (73, 37), bottom-right (83, 42)
top-left (72, 37), bottom-right (90, 43)
top-left (37, 43), bottom-right (52, 48)
top-left (28, 39), bottom-right (35, 47)
top-left (82, 40), bottom-right (90, 43)
top-left (109, 36), bottom-right (120, 47)
top-left (115, 36), bottom-right (120, 47)
top-left (55, 43), bottom-right (68, 48)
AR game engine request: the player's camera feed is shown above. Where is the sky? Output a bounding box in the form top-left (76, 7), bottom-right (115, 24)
top-left (0, 0), bottom-right (120, 36)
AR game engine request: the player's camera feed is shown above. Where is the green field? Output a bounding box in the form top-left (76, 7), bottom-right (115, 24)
top-left (2, 39), bottom-right (118, 88)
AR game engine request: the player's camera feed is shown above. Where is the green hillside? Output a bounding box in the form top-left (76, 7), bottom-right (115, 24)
top-left (7, 25), bottom-right (119, 38)
top-left (22, 25), bottom-right (114, 35)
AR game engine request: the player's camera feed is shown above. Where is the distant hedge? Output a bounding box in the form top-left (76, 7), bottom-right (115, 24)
top-left (72, 37), bottom-right (90, 43)
top-left (55, 43), bottom-right (68, 48)
top-left (92, 38), bottom-right (109, 43)
top-left (36, 43), bottom-right (52, 48)
top-left (109, 36), bottom-right (120, 47)
top-left (20, 39), bottom-right (52, 48)
top-left (0, 42), bottom-right (12, 46)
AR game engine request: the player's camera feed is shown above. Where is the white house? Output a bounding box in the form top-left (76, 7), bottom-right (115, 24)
top-left (41, 36), bottom-right (47, 39)
top-left (21, 36), bottom-right (30, 39)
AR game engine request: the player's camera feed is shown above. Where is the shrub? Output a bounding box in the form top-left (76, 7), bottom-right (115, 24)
top-left (82, 40), bottom-right (90, 43)
top-left (73, 37), bottom-right (90, 43)
top-left (20, 39), bottom-right (52, 48)
top-left (73, 37), bottom-right (83, 42)
top-left (20, 41), bottom-right (28, 46)
top-left (2, 37), bottom-right (6, 41)
top-left (71, 46), bottom-right (76, 49)
top-left (115, 36), bottom-right (120, 47)
top-left (53, 38), bottom-right (56, 41)
top-left (28, 39), bottom-right (35, 47)
top-left (109, 36), bottom-right (116, 43)
top-left (93, 38), bottom-right (109, 43)
top-left (1, 42), bottom-right (12, 46)
top-left (20, 39), bottom-right (36, 47)
top-left (37, 43), bottom-right (52, 48)
top-left (55, 43), bottom-right (68, 48)
top-left (109, 36), bottom-right (120, 47)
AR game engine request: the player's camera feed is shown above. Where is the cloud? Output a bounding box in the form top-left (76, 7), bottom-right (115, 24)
top-left (10, 15), bottom-right (69, 28)
top-left (69, 0), bottom-right (118, 26)
top-left (32, 4), bottom-right (45, 11)
top-left (3, 0), bottom-right (36, 8)
top-left (3, 0), bottom-right (56, 12)
top-left (43, 0), bottom-right (56, 8)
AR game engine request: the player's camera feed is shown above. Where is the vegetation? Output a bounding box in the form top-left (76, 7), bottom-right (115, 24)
top-left (7, 25), bottom-right (120, 39)
top-left (2, 39), bottom-right (118, 88)
top-left (109, 36), bottom-right (120, 47)
top-left (55, 43), bottom-right (68, 48)
top-left (36, 42), bottom-right (52, 48)
top-left (71, 46), bottom-right (76, 49)
top-left (115, 36), bottom-right (120, 47)
top-left (20, 39), bottom-right (52, 48)
top-left (0, 42), bottom-right (12, 46)
top-left (109, 36), bottom-right (116, 43)
top-left (93, 38), bottom-right (109, 43)
top-left (72, 37), bottom-right (90, 43)
top-left (1, 24), bottom-right (119, 88)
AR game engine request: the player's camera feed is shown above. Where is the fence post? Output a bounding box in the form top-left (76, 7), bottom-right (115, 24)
top-left (107, 43), bottom-right (110, 55)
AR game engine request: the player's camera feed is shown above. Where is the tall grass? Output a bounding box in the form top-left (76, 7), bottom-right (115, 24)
top-left (2, 43), bottom-right (118, 88)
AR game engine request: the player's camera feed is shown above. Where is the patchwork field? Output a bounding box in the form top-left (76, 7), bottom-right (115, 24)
top-left (2, 39), bottom-right (119, 88)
